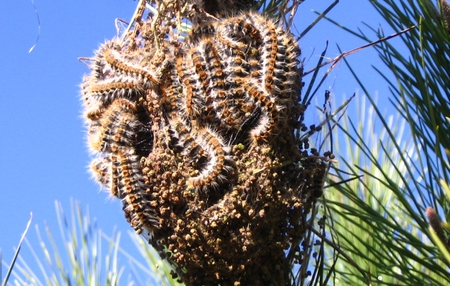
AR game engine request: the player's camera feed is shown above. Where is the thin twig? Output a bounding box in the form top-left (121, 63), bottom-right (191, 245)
top-left (300, 93), bottom-right (356, 141)
top-left (303, 25), bottom-right (416, 76)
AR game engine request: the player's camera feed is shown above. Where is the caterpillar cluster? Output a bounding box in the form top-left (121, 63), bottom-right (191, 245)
top-left (81, 40), bottom-right (162, 233)
top-left (81, 11), bottom-right (301, 234)
top-left (173, 13), bottom-right (301, 142)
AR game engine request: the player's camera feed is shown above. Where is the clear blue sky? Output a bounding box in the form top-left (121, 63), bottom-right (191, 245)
top-left (0, 0), bottom-right (399, 283)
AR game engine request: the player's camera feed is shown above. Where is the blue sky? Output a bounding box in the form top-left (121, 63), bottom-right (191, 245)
top-left (0, 0), bottom-right (399, 283)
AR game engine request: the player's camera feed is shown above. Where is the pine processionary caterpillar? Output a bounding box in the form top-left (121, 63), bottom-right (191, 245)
top-left (102, 44), bottom-right (162, 88)
top-left (88, 98), bottom-right (142, 154)
top-left (186, 128), bottom-right (232, 191)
